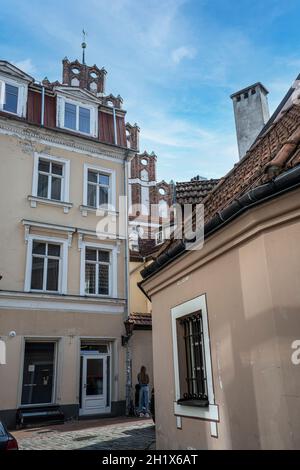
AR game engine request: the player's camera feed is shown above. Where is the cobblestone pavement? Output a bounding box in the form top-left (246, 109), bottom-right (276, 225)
top-left (12, 417), bottom-right (156, 450)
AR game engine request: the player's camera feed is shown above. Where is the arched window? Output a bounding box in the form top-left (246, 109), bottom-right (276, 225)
top-left (71, 77), bottom-right (80, 86)
top-left (141, 169), bottom-right (149, 182)
top-left (159, 199), bottom-right (168, 218)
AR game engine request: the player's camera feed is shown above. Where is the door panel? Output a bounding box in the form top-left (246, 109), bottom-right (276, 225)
top-left (80, 355), bottom-right (108, 415)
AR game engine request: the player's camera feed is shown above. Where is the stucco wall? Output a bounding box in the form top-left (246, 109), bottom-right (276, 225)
top-left (144, 189), bottom-right (300, 449)
top-left (0, 131), bottom-right (126, 296)
top-left (0, 309), bottom-right (126, 410)
top-left (131, 330), bottom-right (153, 391)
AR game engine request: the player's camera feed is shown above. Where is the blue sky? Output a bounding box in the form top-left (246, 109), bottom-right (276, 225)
top-left (1, 0), bottom-right (300, 182)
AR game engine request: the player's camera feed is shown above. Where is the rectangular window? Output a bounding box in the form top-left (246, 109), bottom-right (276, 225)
top-left (64, 101), bottom-right (91, 134)
top-left (171, 295), bottom-right (219, 422)
top-left (85, 248), bottom-right (110, 296)
top-left (64, 102), bottom-right (76, 130)
top-left (37, 159), bottom-right (63, 201)
top-left (87, 170), bottom-right (110, 208)
top-left (177, 312), bottom-right (208, 406)
top-left (21, 342), bottom-right (55, 405)
top-left (3, 83), bottom-right (18, 114)
top-left (30, 241), bottom-right (61, 292)
top-left (155, 227), bottom-right (164, 245)
top-left (79, 106), bottom-right (90, 134)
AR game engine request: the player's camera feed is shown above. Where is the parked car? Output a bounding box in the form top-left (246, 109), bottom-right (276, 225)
top-left (0, 422), bottom-right (18, 450)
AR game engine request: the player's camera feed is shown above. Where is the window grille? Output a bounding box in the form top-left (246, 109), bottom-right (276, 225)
top-left (178, 312), bottom-right (209, 406)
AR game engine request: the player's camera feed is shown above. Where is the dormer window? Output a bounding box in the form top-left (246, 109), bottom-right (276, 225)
top-left (0, 78), bottom-right (27, 117)
top-left (4, 83), bottom-right (18, 113)
top-left (64, 102), bottom-right (91, 134)
top-left (57, 95), bottom-right (98, 137)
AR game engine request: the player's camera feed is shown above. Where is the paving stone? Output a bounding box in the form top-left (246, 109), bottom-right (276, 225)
top-left (14, 418), bottom-right (155, 450)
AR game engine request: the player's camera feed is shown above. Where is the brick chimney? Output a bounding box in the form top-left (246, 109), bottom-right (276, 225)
top-left (231, 82), bottom-right (270, 160)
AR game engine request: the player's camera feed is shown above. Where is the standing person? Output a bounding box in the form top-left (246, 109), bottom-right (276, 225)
top-left (137, 366), bottom-right (150, 417)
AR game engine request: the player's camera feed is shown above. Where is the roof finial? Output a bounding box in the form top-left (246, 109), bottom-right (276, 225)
top-left (81, 29), bottom-right (87, 64)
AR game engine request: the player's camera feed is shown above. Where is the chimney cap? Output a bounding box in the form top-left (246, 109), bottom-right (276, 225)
top-left (230, 82), bottom-right (269, 100)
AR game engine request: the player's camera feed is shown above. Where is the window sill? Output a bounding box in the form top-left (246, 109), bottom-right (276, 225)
top-left (80, 205), bottom-right (118, 217)
top-left (177, 398), bottom-right (209, 408)
top-left (28, 195), bottom-right (73, 213)
top-left (174, 401), bottom-right (219, 422)
top-left (82, 293), bottom-right (111, 298)
top-left (60, 125), bottom-right (96, 139)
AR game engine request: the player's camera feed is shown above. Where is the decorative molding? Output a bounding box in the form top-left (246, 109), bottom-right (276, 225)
top-left (0, 119), bottom-right (131, 164)
top-left (28, 196), bottom-right (73, 213)
top-left (0, 291), bottom-right (125, 314)
top-left (22, 219), bottom-right (76, 234)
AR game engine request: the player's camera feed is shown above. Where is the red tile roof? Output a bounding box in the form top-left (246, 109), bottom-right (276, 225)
top-left (176, 179), bottom-right (219, 205)
top-left (128, 312), bottom-right (152, 327)
top-left (203, 104), bottom-right (300, 222)
top-left (140, 99), bottom-right (300, 280)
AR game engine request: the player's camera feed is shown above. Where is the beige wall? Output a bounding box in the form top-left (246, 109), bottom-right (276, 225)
top-left (0, 130), bottom-right (126, 297)
top-left (143, 189), bottom-right (300, 449)
top-left (130, 261), bottom-right (151, 314)
top-left (129, 260), bottom-right (153, 392)
top-left (0, 120), bottom-right (129, 418)
top-left (131, 330), bottom-right (153, 391)
top-left (0, 309), bottom-right (126, 410)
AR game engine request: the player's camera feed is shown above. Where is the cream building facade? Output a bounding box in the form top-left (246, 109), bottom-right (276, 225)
top-left (0, 58), bottom-right (138, 427)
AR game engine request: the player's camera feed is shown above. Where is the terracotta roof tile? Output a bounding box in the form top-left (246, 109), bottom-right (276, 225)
top-left (129, 312), bottom-right (152, 327)
top-left (175, 179), bottom-right (220, 205)
top-left (203, 104), bottom-right (300, 222)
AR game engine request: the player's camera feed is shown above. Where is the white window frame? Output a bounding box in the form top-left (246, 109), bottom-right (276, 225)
top-left (24, 234), bottom-right (69, 294)
top-left (31, 152), bottom-right (71, 212)
top-left (0, 76), bottom-right (28, 117)
top-left (80, 242), bottom-right (118, 298)
top-left (82, 164), bottom-right (116, 211)
top-left (171, 294), bottom-right (219, 422)
top-left (155, 228), bottom-right (164, 245)
top-left (56, 95), bottom-right (98, 137)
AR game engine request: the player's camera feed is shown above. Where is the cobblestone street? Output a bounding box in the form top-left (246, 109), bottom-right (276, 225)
top-left (12, 417), bottom-right (155, 450)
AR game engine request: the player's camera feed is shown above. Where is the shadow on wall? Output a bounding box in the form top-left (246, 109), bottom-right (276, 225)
top-left (219, 305), bottom-right (300, 449)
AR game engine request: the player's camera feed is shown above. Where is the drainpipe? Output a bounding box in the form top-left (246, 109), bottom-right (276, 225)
top-left (113, 106), bottom-right (118, 146)
top-left (124, 150), bottom-right (132, 416)
top-left (41, 85), bottom-right (45, 127)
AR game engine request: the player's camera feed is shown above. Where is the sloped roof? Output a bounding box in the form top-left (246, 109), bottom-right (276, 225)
top-left (128, 312), bottom-right (152, 328)
top-left (140, 80), bottom-right (300, 281)
top-left (203, 103), bottom-right (300, 222)
top-left (176, 179), bottom-right (220, 205)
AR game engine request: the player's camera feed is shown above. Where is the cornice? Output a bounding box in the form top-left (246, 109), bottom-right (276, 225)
top-left (0, 117), bottom-right (132, 163)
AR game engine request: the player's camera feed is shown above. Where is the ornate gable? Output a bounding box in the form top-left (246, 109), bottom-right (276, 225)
top-left (0, 60), bottom-right (33, 83)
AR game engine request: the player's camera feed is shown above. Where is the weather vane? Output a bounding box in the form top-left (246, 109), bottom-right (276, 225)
top-left (81, 29), bottom-right (87, 64)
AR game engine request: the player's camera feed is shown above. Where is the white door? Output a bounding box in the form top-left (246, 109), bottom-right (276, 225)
top-left (80, 355), bottom-right (107, 415)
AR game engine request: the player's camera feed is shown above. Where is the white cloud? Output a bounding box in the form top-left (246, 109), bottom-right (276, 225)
top-left (13, 58), bottom-right (36, 76)
top-left (171, 46), bottom-right (197, 64)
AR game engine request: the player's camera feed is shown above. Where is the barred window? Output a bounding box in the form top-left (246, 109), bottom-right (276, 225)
top-left (85, 248), bottom-right (110, 296)
top-left (177, 312), bottom-right (209, 407)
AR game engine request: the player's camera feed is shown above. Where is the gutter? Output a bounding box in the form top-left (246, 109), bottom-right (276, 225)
top-left (41, 85), bottom-right (45, 127)
top-left (140, 164), bottom-right (300, 282)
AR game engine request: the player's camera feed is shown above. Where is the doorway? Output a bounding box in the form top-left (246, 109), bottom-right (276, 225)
top-left (21, 341), bottom-right (56, 406)
top-left (79, 342), bottom-right (111, 416)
